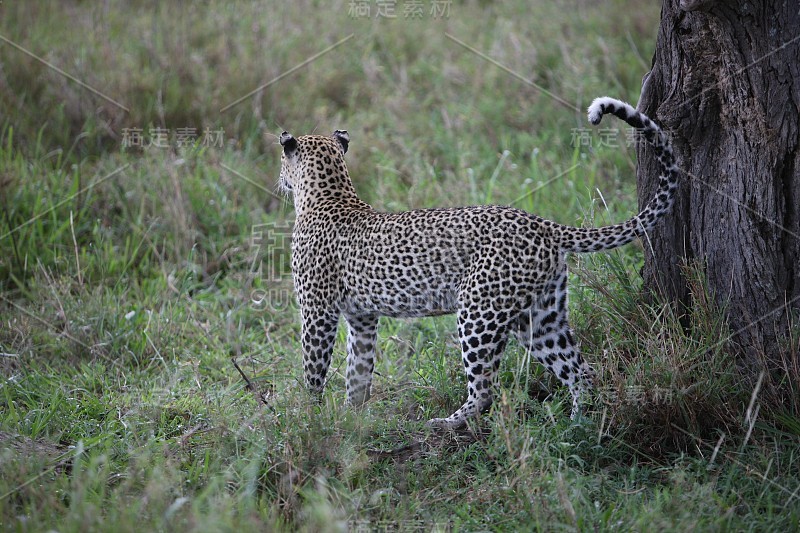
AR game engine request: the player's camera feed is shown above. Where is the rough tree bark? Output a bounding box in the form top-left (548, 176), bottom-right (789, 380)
top-left (636, 0), bottom-right (800, 362)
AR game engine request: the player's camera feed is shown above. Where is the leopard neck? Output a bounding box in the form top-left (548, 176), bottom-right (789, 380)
top-left (292, 163), bottom-right (370, 217)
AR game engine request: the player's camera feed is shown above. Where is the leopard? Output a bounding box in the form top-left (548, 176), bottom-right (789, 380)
top-left (277, 96), bottom-right (677, 429)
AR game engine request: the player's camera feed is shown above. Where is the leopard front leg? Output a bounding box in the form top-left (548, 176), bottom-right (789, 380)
top-left (301, 307), bottom-right (340, 398)
top-left (426, 308), bottom-right (509, 429)
top-left (344, 313), bottom-right (379, 406)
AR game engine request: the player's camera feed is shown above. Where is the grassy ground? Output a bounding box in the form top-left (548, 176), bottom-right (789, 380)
top-left (1, 0), bottom-right (799, 530)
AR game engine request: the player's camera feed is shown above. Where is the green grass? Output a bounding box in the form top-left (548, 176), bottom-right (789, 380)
top-left (2, 0), bottom-right (800, 530)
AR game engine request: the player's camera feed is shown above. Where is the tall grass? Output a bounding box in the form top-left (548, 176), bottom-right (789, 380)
top-left (1, 0), bottom-right (799, 530)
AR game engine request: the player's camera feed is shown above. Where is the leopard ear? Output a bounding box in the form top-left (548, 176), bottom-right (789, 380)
top-left (332, 130), bottom-right (349, 154)
top-left (280, 131), bottom-right (297, 157)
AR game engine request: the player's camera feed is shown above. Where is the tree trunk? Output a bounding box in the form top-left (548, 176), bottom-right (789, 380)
top-left (637, 0), bottom-right (800, 362)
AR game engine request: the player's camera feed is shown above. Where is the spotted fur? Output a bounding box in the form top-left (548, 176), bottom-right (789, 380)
top-left (278, 97), bottom-right (677, 429)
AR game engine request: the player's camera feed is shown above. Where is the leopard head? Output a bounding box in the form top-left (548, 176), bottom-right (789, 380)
top-left (278, 130), bottom-right (349, 197)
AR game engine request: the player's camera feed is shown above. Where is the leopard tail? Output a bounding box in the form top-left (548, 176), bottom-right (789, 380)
top-left (558, 97), bottom-right (678, 254)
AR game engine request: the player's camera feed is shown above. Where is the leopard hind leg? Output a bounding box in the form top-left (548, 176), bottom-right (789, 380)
top-left (426, 306), bottom-right (510, 429)
top-left (513, 268), bottom-right (594, 418)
